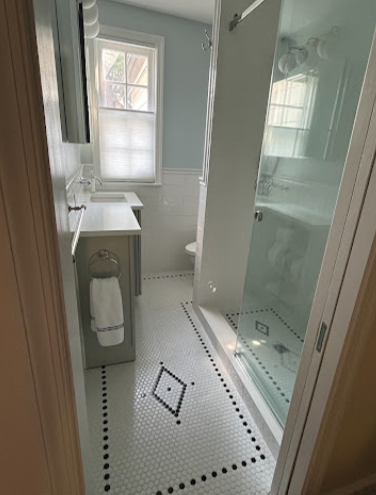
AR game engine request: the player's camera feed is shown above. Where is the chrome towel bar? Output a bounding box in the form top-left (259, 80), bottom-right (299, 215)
top-left (71, 204), bottom-right (86, 257)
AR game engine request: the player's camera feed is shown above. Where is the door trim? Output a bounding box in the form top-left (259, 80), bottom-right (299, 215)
top-left (0, 0), bottom-right (86, 493)
top-left (289, 126), bottom-right (376, 493)
top-left (271, 27), bottom-right (376, 495)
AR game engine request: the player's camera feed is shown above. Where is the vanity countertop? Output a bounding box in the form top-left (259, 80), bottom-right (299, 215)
top-left (122, 191), bottom-right (143, 210)
top-left (80, 202), bottom-right (141, 237)
top-left (70, 192), bottom-right (143, 241)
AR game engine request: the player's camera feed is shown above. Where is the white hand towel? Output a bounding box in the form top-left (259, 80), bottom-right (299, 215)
top-left (90, 277), bottom-right (124, 347)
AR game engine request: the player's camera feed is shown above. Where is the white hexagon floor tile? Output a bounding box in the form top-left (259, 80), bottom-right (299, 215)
top-left (85, 272), bottom-right (276, 495)
top-left (223, 305), bottom-right (304, 422)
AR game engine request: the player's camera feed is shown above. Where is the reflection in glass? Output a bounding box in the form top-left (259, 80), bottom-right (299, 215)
top-left (127, 86), bottom-right (148, 111)
top-left (266, 73), bottom-right (318, 158)
top-left (127, 53), bottom-right (148, 85)
top-left (232, 0), bottom-right (376, 427)
top-left (103, 83), bottom-right (126, 109)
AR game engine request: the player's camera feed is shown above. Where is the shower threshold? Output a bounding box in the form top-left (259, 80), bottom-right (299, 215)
top-left (193, 303), bottom-right (284, 459)
top-left (223, 305), bottom-right (304, 427)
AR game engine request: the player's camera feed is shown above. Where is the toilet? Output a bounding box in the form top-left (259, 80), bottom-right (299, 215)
top-left (185, 241), bottom-right (196, 266)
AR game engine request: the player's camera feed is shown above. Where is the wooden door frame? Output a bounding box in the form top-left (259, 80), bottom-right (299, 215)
top-left (0, 0), bottom-right (86, 493)
top-left (287, 109), bottom-right (376, 494)
top-left (271, 27), bottom-right (376, 495)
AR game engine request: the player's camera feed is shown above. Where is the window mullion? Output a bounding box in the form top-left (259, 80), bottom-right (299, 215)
top-left (124, 49), bottom-right (128, 110)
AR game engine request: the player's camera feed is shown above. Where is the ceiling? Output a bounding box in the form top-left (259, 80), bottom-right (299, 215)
top-left (109, 0), bottom-right (215, 24)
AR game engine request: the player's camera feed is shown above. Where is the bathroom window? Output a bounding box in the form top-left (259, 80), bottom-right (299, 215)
top-left (93, 28), bottom-right (164, 183)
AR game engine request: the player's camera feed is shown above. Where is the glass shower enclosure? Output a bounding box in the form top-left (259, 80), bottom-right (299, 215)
top-left (231, 0), bottom-right (376, 427)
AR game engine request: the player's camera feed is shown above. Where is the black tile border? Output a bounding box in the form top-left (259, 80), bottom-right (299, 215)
top-left (155, 455), bottom-right (266, 495)
top-left (151, 302), bottom-right (269, 495)
top-left (225, 313), bottom-right (291, 405)
top-left (152, 366), bottom-right (187, 418)
top-left (226, 308), bottom-right (304, 344)
top-left (96, 301), bottom-right (270, 495)
top-left (101, 366), bottom-right (111, 493)
top-left (180, 302), bottom-right (261, 450)
top-left (180, 303), bottom-right (267, 452)
top-left (270, 308), bottom-right (304, 344)
top-left (143, 273), bottom-right (194, 281)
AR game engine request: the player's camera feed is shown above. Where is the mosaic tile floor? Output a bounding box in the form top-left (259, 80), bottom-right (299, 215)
top-left (224, 304), bottom-right (305, 425)
top-left (85, 272), bottom-right (275, 495)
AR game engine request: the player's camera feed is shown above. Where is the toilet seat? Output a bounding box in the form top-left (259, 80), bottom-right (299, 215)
top-left (185, 242), bottom-right (196, 257)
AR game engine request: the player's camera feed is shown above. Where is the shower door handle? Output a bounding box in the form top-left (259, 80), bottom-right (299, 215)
top-left (254, 210), bottom-right (263, 222)
top-left (316, 322), bottom-right (328, 353)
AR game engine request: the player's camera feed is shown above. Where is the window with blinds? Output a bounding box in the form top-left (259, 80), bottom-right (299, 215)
top-left (96, 37), bottom-right (158, 182)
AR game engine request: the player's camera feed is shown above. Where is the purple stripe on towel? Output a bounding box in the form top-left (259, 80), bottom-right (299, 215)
top-left (96, 323), bottom-right (124, 333)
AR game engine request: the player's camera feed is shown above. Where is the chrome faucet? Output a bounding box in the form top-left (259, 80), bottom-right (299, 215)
top-left (89, 170), bottom-right (104, 188)
top-left (79, 176), bottom-right (92, 185)
top-left (79, 171), bottom-right (104, 192)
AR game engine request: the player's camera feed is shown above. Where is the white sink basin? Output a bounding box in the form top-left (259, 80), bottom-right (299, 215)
top-left (91, 192), bottom-right (128, 202)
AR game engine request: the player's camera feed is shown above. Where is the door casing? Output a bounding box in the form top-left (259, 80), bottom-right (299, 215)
top-left (0, 0), bottom-right (87, 493)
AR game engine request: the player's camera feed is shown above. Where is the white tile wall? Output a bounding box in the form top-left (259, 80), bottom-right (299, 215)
top-left (193, 183), bottom-right (207, 300)
top-left (94, 169), bottom-right (201, 274)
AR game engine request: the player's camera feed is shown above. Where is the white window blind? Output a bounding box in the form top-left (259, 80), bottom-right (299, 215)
top-left (96, 38), bottom-right (158, 182)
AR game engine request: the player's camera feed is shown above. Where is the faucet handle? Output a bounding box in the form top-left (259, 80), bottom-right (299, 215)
top-left (89, 170), bottom-right (104, 187)
top-left (95, 176), bottom-right (104, 187)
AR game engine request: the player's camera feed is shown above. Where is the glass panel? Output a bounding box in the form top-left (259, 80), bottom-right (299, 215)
top-left (98, 42), bottom-right (155, 112)
top-left (102, 83), bottom-right (126, 110)
top-left (127, 86), bottom-right (149, 111)
top-left (127, 53), bottom-right (148, 85)
top-left (234, 0), bottom-right (376, 427)
top-left (102, 49), bottom-right (126, 83)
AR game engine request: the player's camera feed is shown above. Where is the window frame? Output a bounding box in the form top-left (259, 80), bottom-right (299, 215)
top-left (90, 26), bottom-right (164, 185)
top-left (265, 72), bottom-right (318, 158)
top-left (98, 40), bottom-right (154, 113)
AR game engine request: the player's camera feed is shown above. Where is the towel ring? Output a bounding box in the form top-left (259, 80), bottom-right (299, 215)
top-left (89, 249), bottom-right (121, 280)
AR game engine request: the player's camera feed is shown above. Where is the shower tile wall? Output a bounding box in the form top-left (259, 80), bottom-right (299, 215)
top-left (85, 273), bottom-right (275, 495)
top-left (82, 169), bottom-right (201, 274)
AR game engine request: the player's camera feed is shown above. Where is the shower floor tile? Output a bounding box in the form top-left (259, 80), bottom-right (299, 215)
top-left (85, 272), bottom-right (275, 495)
top-left (224, 307), bottom-right (304, 424)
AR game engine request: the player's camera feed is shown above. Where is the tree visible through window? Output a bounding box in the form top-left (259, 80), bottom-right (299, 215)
top-left (100, 48), bottom-right (150, 111)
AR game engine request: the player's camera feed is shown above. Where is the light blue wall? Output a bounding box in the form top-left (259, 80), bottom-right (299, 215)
top-left (82, 1), bottom-right (211, 170)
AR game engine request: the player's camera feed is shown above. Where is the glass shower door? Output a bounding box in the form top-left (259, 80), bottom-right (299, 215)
top-left (234, 0), bottom-right (376, 427)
